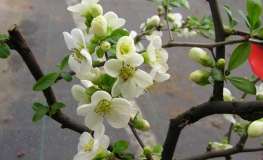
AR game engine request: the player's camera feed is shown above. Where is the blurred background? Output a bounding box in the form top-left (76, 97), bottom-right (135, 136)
top-left (0, 0), bottom-right (263, 159)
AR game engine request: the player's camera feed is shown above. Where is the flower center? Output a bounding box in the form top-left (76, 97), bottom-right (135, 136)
top-left (94, 99), bottom-right (113, 117)
top-left (145, 80), bottom-right (156, 91)
top-left (155, 49), bottom-right (161, 62)
top-left (120, 44), bottom-right (131, 55)
top-left (83, 138), bottom-right (94, 152)
top-left (120, 65), bottom-right (136, 81)
top-left (71, 48), bottom-right (86, 64)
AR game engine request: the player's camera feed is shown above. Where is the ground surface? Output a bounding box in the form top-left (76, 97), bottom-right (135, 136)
top-left (0, 0), bottom-right (263, 159)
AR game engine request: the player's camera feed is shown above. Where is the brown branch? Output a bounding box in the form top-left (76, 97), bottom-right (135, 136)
top-left (225, 29), bottom-right (263, 40)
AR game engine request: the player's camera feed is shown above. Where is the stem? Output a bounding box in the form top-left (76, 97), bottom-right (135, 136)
top-left (128, 122), bottom-right (145, 149)
top-left (163, 3), bottom-right (173, 42)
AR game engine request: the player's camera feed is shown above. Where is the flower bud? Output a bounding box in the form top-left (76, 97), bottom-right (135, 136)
top-left (93, 146), bottom-right (109, 159)
top-left (90, 35), bottom-right (100, 44)
top-left (189, 70), bottom-right (210, 83)
top-left (168, 15), bottom-right (175, 22)
top-left (159, 23), bottom-right (164, 28)
top-left (91, 15), bottom-right (107, 37)
top-left (216, 58), bottom-right (226, 68)
top-left (90, 4), bottom-right (103, 17)
top-left (149, 15), bottom-right (160, 26)
top-left (168, 7), bottom-right (172, 13)
top-left (133, 118), bottom-right (150, 132)
top-left (247, 118), bottom-right (263, 138)
top-left (86, 67), bottom-right (102, 85)
top-left (143, 146), bottom-right (152, 156)
top-left (189, 47), bottom-right (215, 68)
top-left (256, 94), bottom-right (263, 101)
top-left (100, 41), bottom-right (111, 52)
top-left (158, 6), bottom-right (162, 12)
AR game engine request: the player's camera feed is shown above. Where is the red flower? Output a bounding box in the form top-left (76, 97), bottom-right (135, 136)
top-left (248, 43), bottom-right (263, 80)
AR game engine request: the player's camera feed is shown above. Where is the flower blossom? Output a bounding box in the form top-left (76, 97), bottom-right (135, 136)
top-left (77, 91), bottom-right (133, 130)
top-left (67, 0), bottom-right (100, 17)
top-left (104, 11), bottom-right (125, 31)
top-left (177, 28), bottom-right (197, 38)
top-left (167, 13), bottom-right (183, 28)
top-left (116, 36), bottom-right (137, 61)
top-left (73, 124), bottom-right (110, 160)
top-left (211, 142), bottom-right (233, 151)
top-left (104, 53), bottom-right (153, 99)
top-left (72, 80), bottom-right (93, 106)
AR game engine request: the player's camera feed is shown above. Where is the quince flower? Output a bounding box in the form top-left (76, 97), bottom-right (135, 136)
top-left (129, 31), bottom-right (144, 52)
top-left (104, 11), bottom-right (125, 31)
top-left (63, 28), bottom-right (92, 77)
top-left (67, 0), bottom-right (99, 17)
top-left (91, 15), bottom-right (107, 37)
top-left (167, 13), bottom-right (183, 28)
top-left (177, 28), bottom-right (197, 38)
top-left (104, 53), bottom-right (153, 99)
top-left (116, 36), bottom-right (136, 61)
top-left (77, 91), bottom-right (133, 130)
top-left (77, 67), bottom-right (102, 85)
top-left (211, 142), bottom-right (233, 151)
top-left (73, 124), bottom-right (110, 160)
top-left (140, 22), bottom-right (162, 41)
top-left (72, 80), bottom-right (93, 106)
top-left (145, 36), bottom-right (169, 73)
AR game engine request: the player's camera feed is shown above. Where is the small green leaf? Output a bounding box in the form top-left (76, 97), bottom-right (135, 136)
top-left (244, 124), bottom-right (249, 131)
top-left (148, 0), bottom-right (163, 2)
top-left (0, 43), bottom-right (10, 59)
top-left (32, 102), bottom-right (44, 111)
top-left (227, 42), bottom-right (251, 72)
top-left (113, 140), bottom-right (129, 153)
top-left (0, 34), bottom-right (8, 41)
top-left (96, 47), bottom-right (104, 58)
top-left (177, 0), bottom-right (190, 10)
top-left (222, 4), bottom-right (233, 28)
top-left (168, 2), bottom-right (180, 7)
top-left (32, 106), bottom-right (48, 122)
top-left (246, 0), bottom-right (262, 29)
top-left (139, 155), bottom-right (146, 158)
top-left (253, 17), bottom-right (262, 30)
top-left (152, 145), bottom-right (163, 153)
top-left (60, 72), bottom-right (72, 82)
top-left (51, 108), bottom-right (57, 115)
top-left (108, 29), bottom-right (130, 42)
top-left (124, 153), bottom-right (134, 159)
top-left (231, 18), bottom-right (239, 28)
top-left (51, 102), bottom-right (66, 109)
top-left (227, 77), bottom-right (256, 94)
top-left (33, 72), bottom-right (59, 91)
top-left (152, 154), bottom-right (162, 159)
top-left (195, 80), bottom-right (211, 86)
top-left (238, 131), bottom-right (247, 138)
top-left (110, 45), bottom-right (116, 55)
top-left (211, 67), bottom-right (224, 81)
top-left (60, 55), bottom-right (70, 71)
top-left (238, 10), bottom-right (252, 29)
top-left (257, 28), bottom-right (263, 37)
top-left (56, 64), bottom-right (61, 69)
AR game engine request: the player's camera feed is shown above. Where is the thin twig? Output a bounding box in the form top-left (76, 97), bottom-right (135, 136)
top-left (163, 2), bottom-right (173, 42)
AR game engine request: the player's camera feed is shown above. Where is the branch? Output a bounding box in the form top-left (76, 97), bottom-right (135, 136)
top-left (162, 100), bottom-right (263, 160)
top-left (225, 29), bottom-right (263, 40)
top-left (163, 2), bottom-right (173, 42)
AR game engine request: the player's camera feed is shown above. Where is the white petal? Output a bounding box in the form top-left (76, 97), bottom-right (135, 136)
top-left (146, 31), bottom-right (162, 41)
top-left (77, 103), bottom-right (96, 117)
top-left (130, 108), bottom-right (142, 119)
top-left (84, 112), bottom-right (104, 130)
top-left (104, 11), bottom-right (118, 23)
top-left (94, 124), bottom-right (105, 139)
top-left (122, 79), bottom-right (137, 100)
top-left (133, 69), bottom-right (153, 88)
top-left (223, 88), bottom-right (232, 97)
top-left (154, 73), bottom-right (170, 82)
top-left (223, 114), bottom-right (236, 124)
top-left (81, 80), bottom-right (93, 88)
top-left (68, 54), bottom-right (81, 73)
top-left (147, 44), bottom-right (156, 62)
top-left (71, 85), bottom-right (87, 101)
top-left (129, 31), bottom-right (137, 39)
top-left (111, 77), bottom-right (124, 97)
top-left (149, 67), bottom-right (159, 79)
top-left (125, 53), bottom-right (144, 67)
top-left (111, 98), bottom-right (133, 114)
top-left (91, 91), bottom-right (112, 104)
top-left (67, 4), bottom-right (88, 15)
top-left (173, 13), bottom-right (182, 21)
top-left (104, 59), bottom-right (122, 77)
top-left (151, 36), bottom-right (162, 49)
top-left (79, 99), bottom-right (90, 106)
top-left (63, 32), bottom-right (78, 50)
top-left (71, 28), bottom-right (86, 48)
top-left (109, 18), bottom-right (126, 31)
top-left (136, 42), bottom-right (144, 52)
top-left (100, 135), bottom-right (110, 149)
top-left (159, 48), bottom-right (168, 62)
top-left (106, 110), bottom-right (130, 128)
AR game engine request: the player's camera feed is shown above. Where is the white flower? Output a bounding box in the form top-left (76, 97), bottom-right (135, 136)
top-left (222, 88), bottom-right (236, 124)
top-left (146, 36), bottom-right (169, 73)
top-left (116, 36), bottom-right (137, 61)
top-left (129, 31), bottom-right (144, 52)
top-left (104, 53), bottom-right (153, 99)
top-left (72, 80), bottom-right (93, 106)
top-left (177, 28), bottom-right (197, 38)
top-left (140, 22), bottom-right (162, 41)
top-left (104, 11), bottom-right (125, 31)
top-left (67, 0), bottom-right (99, 17)
top-left (73, 124), bottom-right (110, 160)
top-left (77, 91), bottom-right (133, 130)
top-left (211, 142), bottom-right (233, 151)
top-left (77, 67), bottom-right (102, 85)
top-left (63, 28), bottom-right (92, 77)
top-left (167, 13), bottom-right (182, 28)
top-left (247, 118), bottom-right (263, 138)
top-left (256, 83), bottom-right (263, 95)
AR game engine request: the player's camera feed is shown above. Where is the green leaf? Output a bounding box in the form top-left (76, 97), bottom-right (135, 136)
top-left (0, 34), bottom-right (8, 41)
top-left (96, 47), bottom-right (104, 58)
top-left (51, 108), bottom-right (57, 115)
top-left (60, 72), bottom-right (72, 82)
top-left (227, 42), bottom-right (251, 72)
top-left (32, 106), bottom-right (48, 122)
top-left (32, 102), bottom-right (44, 111)
top-left (152, 145), bottom-right (163, 153)
top-left (231, 18), bottom-right (239, 28)
top-left (246, 0), bottom-right (262, 29)
top-left (211, 67), bottom-right (224, 81)
top-left (253, 17), bottom-right (262, 30)
top-left (0, 43), bottom-right (10, 59)
top-left (257, 28), bottom-right (263, 37)
top-left (33, 72), bottom-right (59, 91)
top-left (177, 0), bottom-right (190, 10)
top-left (124, 153), bottom-right (134, 159)
top-left (238, 10), bottom-right (252, 29)
top-left (51, 102), bottom-right (66, 109)
top-left (195, 80), bottom-right (211, 86)
top-left (60, 55), bottom-right (70, 71)
top-left (222, 5), bottom-right (233, 28)
top-left (108, 29), bottom-right (130, 42)
top-left (152, 154), bottom-right (162, 159)
top-left (227, 77), bottom-right (256, 94)
top-left (148, 0), bottom-right (163, 2)
top-left (113, 140), bottom-right (129, 153)
top-left (110, 45), bottom-right (116, 55)
top-left (168, 2), bottom-right (180, 7)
